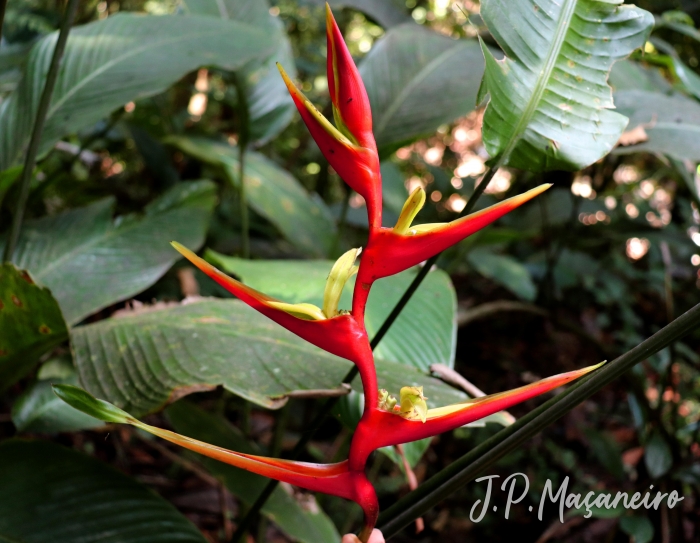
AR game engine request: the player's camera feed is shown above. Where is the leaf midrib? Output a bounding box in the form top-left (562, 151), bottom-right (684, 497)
top-left (496, 0), bottom-right (578, 166)
top-left (372, 43), bottom-right (462, 138)
top-left (31, 201), bottom-right (177, 287)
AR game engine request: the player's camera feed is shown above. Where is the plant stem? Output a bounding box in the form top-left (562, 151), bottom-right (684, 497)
top-left (0, 0), bottom-right (7, 44)
top-left (370, 168), bottom-right (498, 347)
top-left (231, 168), bottom-right (499, 541)
top-left (377, 301), bottom-right (700, 536)
top-left (2, 0), bottom-right (80, 262)
top-left (232, 74), bottom-right (250, 259)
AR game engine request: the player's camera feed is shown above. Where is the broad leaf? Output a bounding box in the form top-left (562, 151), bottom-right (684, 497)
top-left (72, 298), bottom-right (469, 415)
top-left (166, 401), bottom-right (341, 543)
top-left (12, 359), bottom-right (102, 433)
top-left (206, 252), bottom-right (457, 370)
top-left (3, 181), bottom-right (216, 325)
top-left (325, 0), bottom-right (411, 28)
top-left (181, 0), bottom-right (297, 144)
top-left (0, 264), bottom-right (68, 389)
top-left (0, 439), bottom-right (207, 543)
top-left (467, 249), bottom-right (537, 301)
top-left (359, 23), bottom-right (485, 157)
top-left (478, 0), bottom-right (653, 171)
top-left (0, 13), bottom-right (274, 171)
top-left (614, 90), bottom-right (700, 161)
top-left (168, 137), bottom-right (337, 256)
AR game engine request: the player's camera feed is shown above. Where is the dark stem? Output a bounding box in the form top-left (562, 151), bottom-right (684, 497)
top-left (2, 0), bottom-right (80, 262)
top-left (231, 168), bottom-right (499, 540)
top-left (0, 0), bottom-right (7, 44)
top-left (377, 301), bottom-right (700, 537)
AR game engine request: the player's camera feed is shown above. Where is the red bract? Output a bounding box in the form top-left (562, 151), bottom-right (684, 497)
top-left (278, 5), bottom-right (381, 230)
top-left (57, 7), bottom-right (604, 541)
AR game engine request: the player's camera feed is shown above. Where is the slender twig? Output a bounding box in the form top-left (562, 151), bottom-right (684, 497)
top-left (377, 301), bottom-right (700, 536)
top-left (2, 0), bottom-right (80, 262)
top-left (231, 168), bottom-right (501, 541)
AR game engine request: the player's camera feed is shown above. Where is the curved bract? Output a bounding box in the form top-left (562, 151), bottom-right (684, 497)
top-left (54, 4), bottom-right (629, 541)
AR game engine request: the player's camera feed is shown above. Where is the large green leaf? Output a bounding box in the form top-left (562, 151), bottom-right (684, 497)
top-left (180, 0), bottom-right (297, 145)
top-left (326, 0), bottom-right (411, 27)
top-left (206, 252), bottom-right (457, 370)
top-left (0, 439), bottom-right (207, 543)
top-left (3, 181), bottom-right (216, 325)
top-left (359, 24), bottom-right (485, 157)
top-left (168, 137), bottom-right (336, 256)
top-left (614, 90), bottom-right (700, 161)
top-left (12, 358), bottom-right (102, 433)
top-left (0, 264), bottom-right (68, 389)
top-left (72, 298), bottom-right (468, 415)
top-left (478, 0), bottom-right (653, 171)
top-left (166, 401), bottom-right (340, 543)
top-left (467, 249), bottom-right (537, 301)
top-left (0, 13), bottom-right (274, 171)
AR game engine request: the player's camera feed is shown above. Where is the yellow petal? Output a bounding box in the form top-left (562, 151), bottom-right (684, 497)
top-left (267, 301), bottom-right (326, 321)
top-left (323, 247), bottom-right (361, 318)
top-left (394, 187), bottom-right (426, 235)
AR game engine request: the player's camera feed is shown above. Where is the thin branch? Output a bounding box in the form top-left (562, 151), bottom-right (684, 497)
top-left (377, 301), bottom-right (700, 536)
top-left (3, 0), bottom-right (80, 262)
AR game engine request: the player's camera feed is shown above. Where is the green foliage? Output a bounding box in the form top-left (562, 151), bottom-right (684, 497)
top-left (0, 13), bottom-right (275, 171)
top-left (206, 253), bottom-right (457, 370)
top-left (1, 0), bottom-right (699, 540)
top-left (3, 181), bottom-right (216, 325)
top-left (0, 263), bottom-right (67, 389)
top-left (0, 439), bottom-right (208, 543)
top-left (478, 0), bottom-right (654, 171)
top-left (168, 137), bottom-right (336, 256)
top-left (360, 23), bottom-right (485, 157)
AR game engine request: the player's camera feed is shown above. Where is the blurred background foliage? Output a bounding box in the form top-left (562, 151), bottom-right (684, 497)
top-left (1, 0), bottom-right (700, 542)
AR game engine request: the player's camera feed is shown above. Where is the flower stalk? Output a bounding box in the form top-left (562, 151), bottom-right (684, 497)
top-left (56, 6), bottom-right (601, 540)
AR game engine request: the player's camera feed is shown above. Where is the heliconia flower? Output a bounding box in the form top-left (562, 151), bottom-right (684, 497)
top-left (171, 242), bottom-right (379, 407)
top-left (348, 362), bottom-right (605, 468)
top-left (277, 5), bottom-right (382, 230)
top-left (52, 384), bottom-right (380, 538)
top-left (352, 184), bottom-right (551, 314)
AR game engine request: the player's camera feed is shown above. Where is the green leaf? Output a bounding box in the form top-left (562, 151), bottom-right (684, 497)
top-left (651, 38), bottom-right (700, 101)
top-left (0, 439), bottom-right (207, 543)
top-left (326, 0), bottom-right (411, 27)
top-left (3, 181), bottom-right (216, 325)
top-left (0, 13), bottom-right (274, 171)
top-left (181, 0), bottom-right (297, 144)
top-left (614, 90), bottom-right (700, 161)
top-left (167, 137), bottom-right (337, 256)
top-left (53, 384), bottom-right (135, 424)
top-left (72, 298), bottom-right (469, 415)
top-left (467, 249), bottom-right (537, 301)
top-left (12, 360), bottom-right (103, 433)
top-left (166, 401), bottom-right (341, 543)
top-left (206, 253), bottom-right (457, 370)
top-left (359, 24), bottom-right (485, 157)
top-left (478, 0), bottom-right (653, 171)
top-left (620, 515), bottom-right (654, 543)
top-left (0, 263), bottom-right (68, 390)
top-left (644, 430), bottom-right (673, 478)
